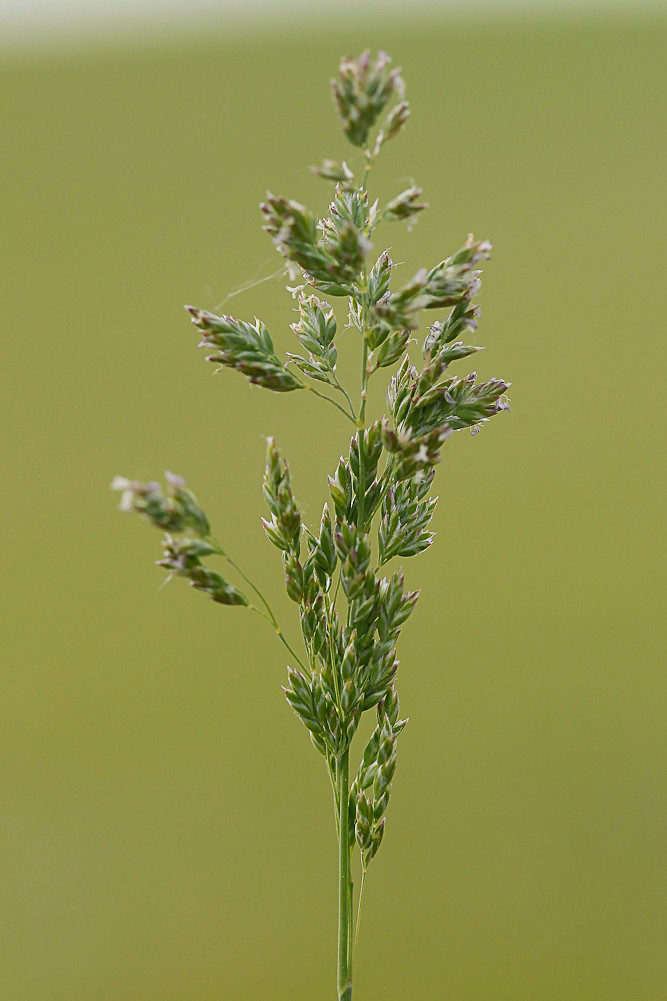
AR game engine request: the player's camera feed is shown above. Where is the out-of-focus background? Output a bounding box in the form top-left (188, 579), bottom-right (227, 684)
top-left (2, 2), bottom-right (666, 999)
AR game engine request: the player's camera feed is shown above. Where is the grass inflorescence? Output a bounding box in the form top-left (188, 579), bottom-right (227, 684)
top-left (112, 49), bottom-right (510, 1000)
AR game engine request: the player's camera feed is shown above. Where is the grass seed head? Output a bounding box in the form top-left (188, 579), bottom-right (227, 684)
top-left (113, 50), bottom-right (511, 988)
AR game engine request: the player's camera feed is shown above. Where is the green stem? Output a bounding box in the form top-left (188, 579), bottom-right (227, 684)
top-left (224, 554), bottom-right (274, 618)
top-left (358, 337), bottom-right (369, 429)
top-left (221, 553), bottom-right (306, 669)
top-left (356, 428), bottom-right (366, 534)
top-left (325, 593), bottom-right (343, 709)
top-left (352, 866), bottom-right (367, 966)
top-left (248, 604), bottom-right (307, 672)
top-left (374, 455), bottom-right (395, 532)
top-left (328, 755), bottom-right (340, 839)
top-left (337, 181), bottom-right (373, 1001)
top-left (337, 748), bottom-right (353, 1001)
top-left (304, 383), bottom-right (357, 425)
top-left (356, 313), bottom-right (370, 533)
top-left (332, 373), bottom-right (357, 422)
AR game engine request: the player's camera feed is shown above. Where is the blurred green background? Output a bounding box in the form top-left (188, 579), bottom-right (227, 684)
top-left (2, 14), bottom-right (666, 1001)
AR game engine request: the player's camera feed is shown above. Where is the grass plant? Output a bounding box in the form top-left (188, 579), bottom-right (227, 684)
top-left (112, 50), bottom-right (510, 1000)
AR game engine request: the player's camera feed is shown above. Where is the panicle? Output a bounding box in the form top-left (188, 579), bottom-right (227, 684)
top-left (111, 472), bottom-right (210, 537)
top-left (115, 49), bottom-right (512, 901)
top-left (186, 306), bottom-right (302, 393)
top-left (383, 186), bottom-right (428, 223)
top-left (332, 50), bottom-right (406, 148)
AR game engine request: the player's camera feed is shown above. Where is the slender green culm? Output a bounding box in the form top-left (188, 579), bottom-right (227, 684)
top-left (112, 50), bottom-right (510, 1000)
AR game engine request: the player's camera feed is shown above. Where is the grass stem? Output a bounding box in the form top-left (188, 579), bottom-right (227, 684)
top-left (337, 747), bottom-right (353, 1001)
